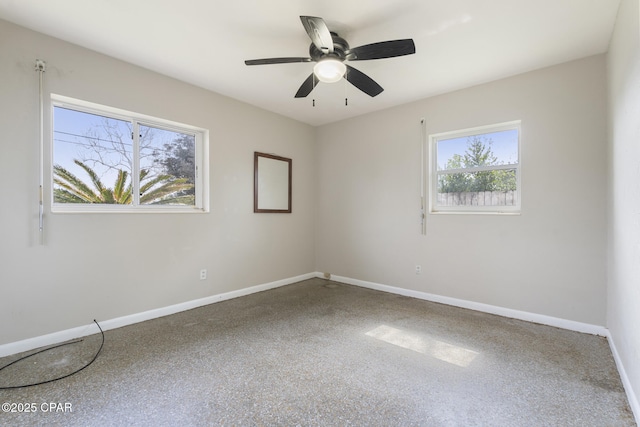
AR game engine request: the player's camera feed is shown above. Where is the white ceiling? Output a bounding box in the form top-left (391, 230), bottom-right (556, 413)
top-left (0, 0), bottom-right (621, 126)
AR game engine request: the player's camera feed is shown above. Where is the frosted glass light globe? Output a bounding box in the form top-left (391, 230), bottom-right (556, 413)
top-left (313, 59), bottom-right (346, 83)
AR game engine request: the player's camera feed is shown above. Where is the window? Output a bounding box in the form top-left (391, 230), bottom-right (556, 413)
top-left (51, 95), bottom-right (208, 212)
top-left (430, 121), bottom-right (520, 213)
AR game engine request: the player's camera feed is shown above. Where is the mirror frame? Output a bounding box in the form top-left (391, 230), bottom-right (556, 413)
top-left (254, 152), bottom-right (292, 213)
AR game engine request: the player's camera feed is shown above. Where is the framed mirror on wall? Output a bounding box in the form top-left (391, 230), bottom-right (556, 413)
top-left (254, 152), bottom-right (292, 213)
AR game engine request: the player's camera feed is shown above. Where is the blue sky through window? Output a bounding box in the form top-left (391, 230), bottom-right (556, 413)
top-left (53, 107), bottom-right (194, 190)
top-left (53, 106), bottom-right (132, 186)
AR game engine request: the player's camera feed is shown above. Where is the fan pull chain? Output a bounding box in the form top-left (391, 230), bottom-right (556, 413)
top-left (344, 72), bottom-right (348, 106)
top-left (313, 99), bottom-right (315, 107)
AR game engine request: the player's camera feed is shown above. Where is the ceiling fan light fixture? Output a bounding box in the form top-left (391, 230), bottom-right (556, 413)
top-left (245, 16), bottom-right (415, 98)
top-left (313, 58), bottom-right (346, 83)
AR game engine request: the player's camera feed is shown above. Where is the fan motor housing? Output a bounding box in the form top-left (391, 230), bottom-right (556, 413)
top-left (309, 32), bottom-right (349, 61)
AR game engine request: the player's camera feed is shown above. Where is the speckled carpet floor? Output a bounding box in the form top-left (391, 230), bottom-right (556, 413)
top-left (0, 278), bottom-right (636, 426)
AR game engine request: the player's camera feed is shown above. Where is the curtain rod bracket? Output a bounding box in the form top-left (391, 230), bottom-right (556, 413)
top-left (35, 59), bottom-right (46, 72)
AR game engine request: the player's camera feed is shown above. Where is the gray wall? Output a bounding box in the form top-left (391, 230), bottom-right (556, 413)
top-left (315, 55), bottom-right (608, 326)
top-left (607, 0), bottom-right (640, 416)
top-left (0, 18), bottom-right (613, 348)
top-left (0, 19), bottom-right (316, 345)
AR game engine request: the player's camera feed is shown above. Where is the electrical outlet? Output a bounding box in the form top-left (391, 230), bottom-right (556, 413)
top-left (415, 265), bottom-right (422, 275)
top-left (200, 269), bottom-right (207, 280)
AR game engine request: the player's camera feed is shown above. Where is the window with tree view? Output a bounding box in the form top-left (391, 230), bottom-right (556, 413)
top-left (430, 121), bottom-right (520, 213)
top-left (51, 96), bottom-right (207, 212)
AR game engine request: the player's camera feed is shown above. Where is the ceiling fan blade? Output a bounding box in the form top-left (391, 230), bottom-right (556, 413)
top-left (345, 65), bottom-right (383, 97)
top-left (300, 16), bottom-right (334, 54)
top-left (295, 73), bottom-right (318, 98)
top-left (245, 57), bottom-right (312, 66)
top-left (347, 39), bottom-right (415, 61)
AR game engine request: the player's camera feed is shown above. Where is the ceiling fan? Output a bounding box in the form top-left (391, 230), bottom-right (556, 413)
top-left (245, 16), bottom-right (416, 98)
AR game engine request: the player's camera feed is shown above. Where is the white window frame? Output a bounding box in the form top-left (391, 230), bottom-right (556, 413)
top-left (50, 94), bottom-right (209, 213)
top-left (429, 120), bottom-right (521, 214)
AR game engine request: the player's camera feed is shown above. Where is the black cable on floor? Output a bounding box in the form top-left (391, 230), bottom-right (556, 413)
top-left (0, 319), bottom-right (104, 390)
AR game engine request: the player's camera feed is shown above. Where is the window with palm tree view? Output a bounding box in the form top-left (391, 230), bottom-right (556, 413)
top-left (430, 121), bottom-right (520, 213)
top-left (52, 96), bottom-right (207, 212)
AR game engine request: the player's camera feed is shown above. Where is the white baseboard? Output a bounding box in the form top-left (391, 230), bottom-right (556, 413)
top-left (606, 330), bottom-right (640, 424)
top-left (319, 273), bottom-right (608, 336)
top-left (0, 272), bottom-right (316, 358)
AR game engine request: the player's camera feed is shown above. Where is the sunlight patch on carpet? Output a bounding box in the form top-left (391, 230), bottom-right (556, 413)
top-left (365, 324), bottom-right (479, 367)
